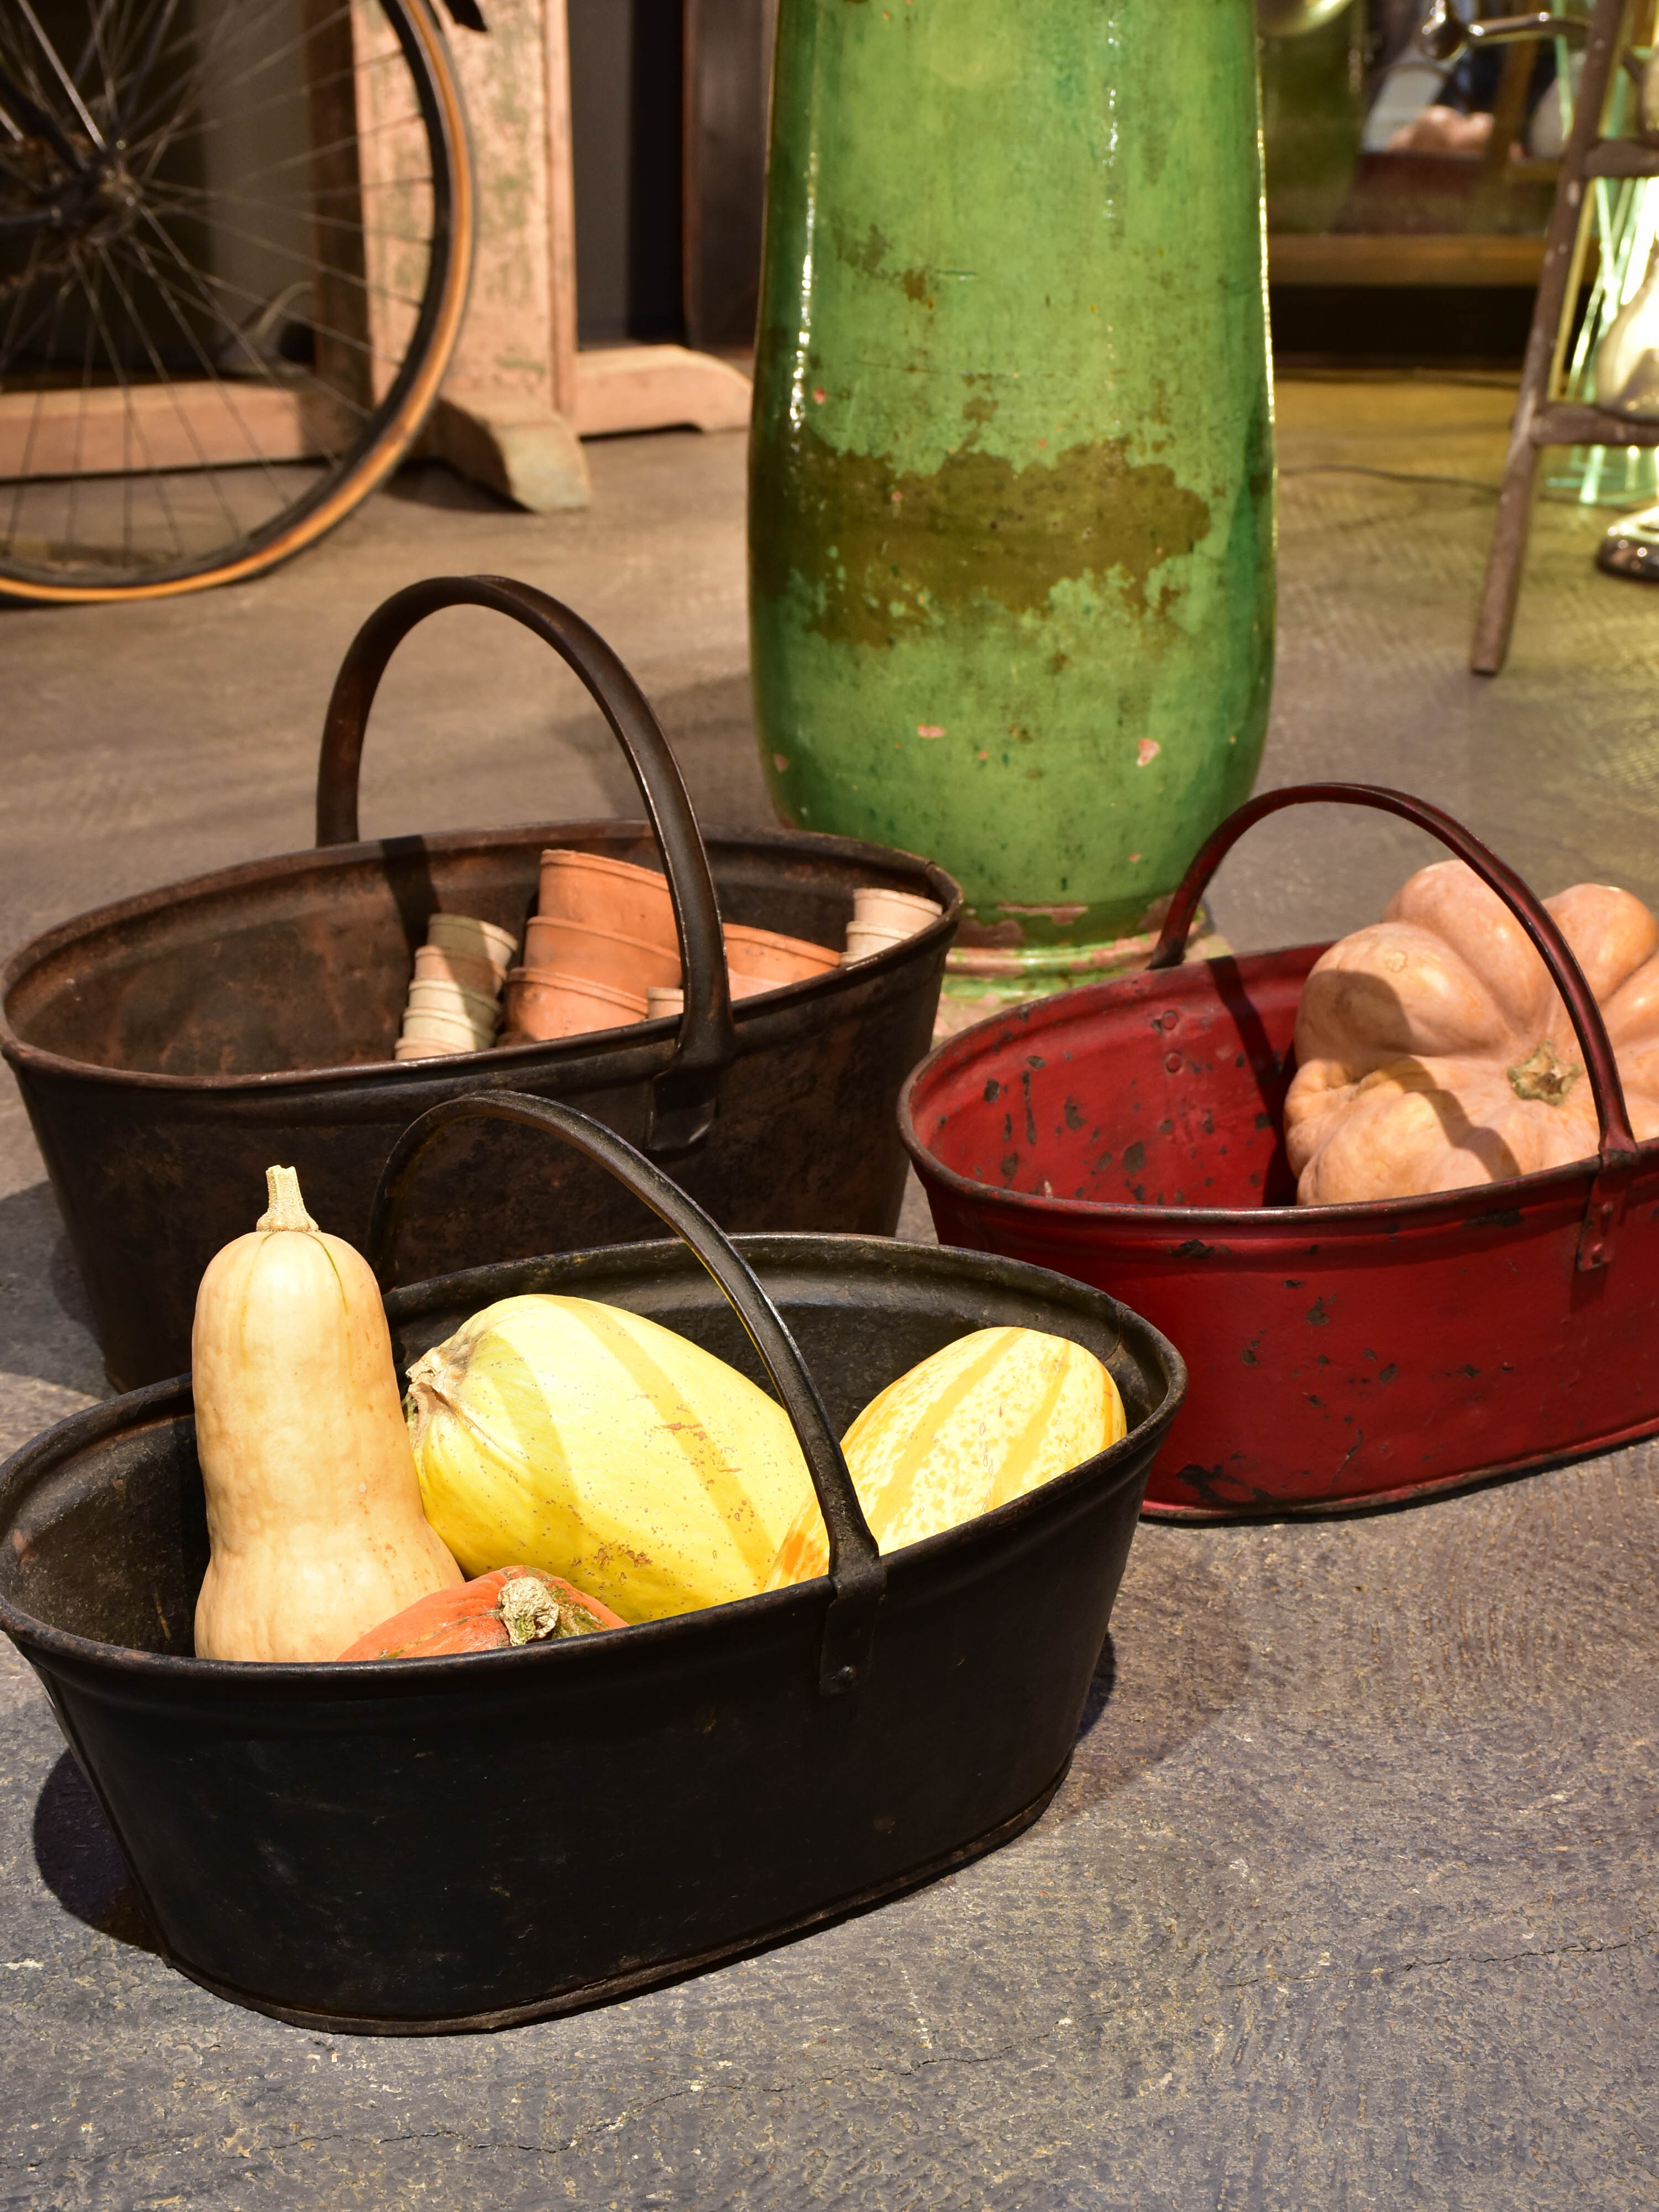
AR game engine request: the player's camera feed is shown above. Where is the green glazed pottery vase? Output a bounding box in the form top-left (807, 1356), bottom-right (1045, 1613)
top-left (749, 0), bottom-right (1275, 999)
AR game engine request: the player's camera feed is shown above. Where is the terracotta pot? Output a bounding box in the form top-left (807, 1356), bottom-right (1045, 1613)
top-left (414, 945), bottom-right (503, 995)
top-left (538, 851), bottom-right (675, 947)
top-left (852, 886), bottom-right (943, 938)
top-left (506, 966), bottom-right (649, 1041)
top-left (524, 914), bottom-right (681, 993)
top-left (405, 979), bottom-right (502, 1031)
top-left (426, 912), bottom-right (518, 972)
top-left (722, 921), bottom-right (840, 985)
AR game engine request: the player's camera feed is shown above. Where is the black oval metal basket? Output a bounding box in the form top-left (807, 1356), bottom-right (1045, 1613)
top-left (0, 1095), bottom-right (1183, 2035)
top-left (0, 575), bottom-right (961, 1390)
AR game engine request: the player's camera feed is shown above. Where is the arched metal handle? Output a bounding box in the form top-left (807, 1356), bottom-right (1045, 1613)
top-left (1149, 782), bottom-right (1640, 1266)
top-left (368, 1091), bottom-right (886, 1697)
top-left (314, 573), bottom-right (737, 1158)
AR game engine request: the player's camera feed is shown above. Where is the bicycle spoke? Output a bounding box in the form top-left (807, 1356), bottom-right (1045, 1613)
top-left (76, 244), bottom-right (187, 557)
top-left (4, 260), bottom-right (71, 549)
top-left (77, 0), bottom-right (129, 122)
top-left (138, 202), bottom-right (398, 384)
top-left (17, 0), bottom-right (106, 148)
top-left (110, 0), bottom-right (184, 144)
top-left (63, 249), bottom-right (106, 559)
top-left (112, 231), bottom-right (292, 507)
top-left (141, 190), bottom-right (431, 319)
top-left (119, 2), bottom-right (376, 163)
top-left (98, 241), bottom-right (254, 541)
top-left (0, 56), bottom-right (85, 170)
top-left (147, 174), bottom-right (436, 255)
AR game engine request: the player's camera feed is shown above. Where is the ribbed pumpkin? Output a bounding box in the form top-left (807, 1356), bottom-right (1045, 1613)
top-left (1285, 862), bottom-right (1659, 1204)
top-left (338, 1566), bottom-right (626, 1660)
top-left (405, 1295), bottom-right (817, 1621)
top-left (766, 1326), bottom-right (1125, 1588)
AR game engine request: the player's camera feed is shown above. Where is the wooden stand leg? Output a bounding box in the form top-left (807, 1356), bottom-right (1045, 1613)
top-left (1471, 422), bottom-right (1545, 676)
top-left (428, 390), bottom-right (591, 510)
top-left (1469, 0), bottom-right (1629, 675)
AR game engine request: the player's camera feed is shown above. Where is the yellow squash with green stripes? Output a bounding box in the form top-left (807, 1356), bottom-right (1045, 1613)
top-left (404, 1295), bottom-right (816, 1622)
top-left (766, 1327), bottom-right (1125, 1588)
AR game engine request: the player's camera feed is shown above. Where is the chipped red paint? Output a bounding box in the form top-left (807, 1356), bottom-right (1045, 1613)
top-left (900, 945), bottom-right (1659, 1519)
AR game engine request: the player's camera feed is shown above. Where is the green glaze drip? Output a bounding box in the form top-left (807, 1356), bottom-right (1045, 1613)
top-left (750, 420), bottom-right (1214, 645)
top-left (749, 0), bottom-right (1275, 940)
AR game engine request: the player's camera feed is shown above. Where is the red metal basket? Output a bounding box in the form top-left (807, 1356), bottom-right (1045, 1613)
top-left (900, 785), bottom-right (1659, 1519)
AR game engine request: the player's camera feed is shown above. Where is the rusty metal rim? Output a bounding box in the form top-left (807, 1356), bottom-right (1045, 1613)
top-left (1139, 1413), bottom-right (1659, 1523)
top-left (150, 1763), bottom-right (1071, 2037)
top-left (896, 967), bottom-right (1659, 1243)
top-left (0, 819), bottom-right (959, 1098)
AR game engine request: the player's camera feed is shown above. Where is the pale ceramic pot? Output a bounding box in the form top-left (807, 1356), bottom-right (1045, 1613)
top-left (427, 912), bottom-right (517, 971)
top-left (405, 979), bottom-right (503, 1030)
top-left (414, 944), bottom-right (504, 995)
top-left (399, 1008), bottom-right (486, 1050)
top-left (852, 886), bottom-right (943, 938)
top-left (844, 923), bottom-right (910, 963)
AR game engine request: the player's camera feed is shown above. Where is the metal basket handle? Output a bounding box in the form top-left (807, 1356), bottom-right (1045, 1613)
top-left (368, 1091), bottom-right (886, 1698)
top-left (314, 574), bottom-right (737, 1159)
top-left (1147, 782), bottom-right (1640, 1269)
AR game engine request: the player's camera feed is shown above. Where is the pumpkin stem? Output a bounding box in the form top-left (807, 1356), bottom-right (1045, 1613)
top-left (1507, 1041), bottom-right (1581, 1107)
top-left (257, 1165), bottom-right (318, 1233)
top-left (497, 1575), bottom-right (563, 1645)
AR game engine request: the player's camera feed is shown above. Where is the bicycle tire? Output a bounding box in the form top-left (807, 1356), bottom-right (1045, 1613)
top-left (0, 0), bottom-right (473, 604)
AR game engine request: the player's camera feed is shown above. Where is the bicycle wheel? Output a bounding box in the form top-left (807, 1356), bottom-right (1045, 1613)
top-left (0, 0), bottom-right (473, 603)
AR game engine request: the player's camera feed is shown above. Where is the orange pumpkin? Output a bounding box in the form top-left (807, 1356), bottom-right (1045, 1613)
top-left (337, 1566), bottom-right (625, 1661)
top-left (1285, 860), bottom-right (1659, 1204)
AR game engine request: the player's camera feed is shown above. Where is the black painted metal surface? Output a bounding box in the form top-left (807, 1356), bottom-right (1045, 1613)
top-left (0, 579), bottom-right (960, 1390)
top-left (0, 1099), bottom-right (1182, 2032)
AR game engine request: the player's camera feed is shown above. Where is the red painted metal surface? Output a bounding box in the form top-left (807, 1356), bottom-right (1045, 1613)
top-left (900, 786), bottom-right (1659, 1518)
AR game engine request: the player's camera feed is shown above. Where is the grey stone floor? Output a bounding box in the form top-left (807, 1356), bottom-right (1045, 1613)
top-left (3, 383), bottom-right (1659, 2208)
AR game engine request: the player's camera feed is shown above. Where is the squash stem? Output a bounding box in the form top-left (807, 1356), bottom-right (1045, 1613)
top-left (258, 1164), bottom-right (318, 1233)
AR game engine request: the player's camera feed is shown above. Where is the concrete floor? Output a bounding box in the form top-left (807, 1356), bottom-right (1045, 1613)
top-left (3, 380), bottom-right (1658, 2207)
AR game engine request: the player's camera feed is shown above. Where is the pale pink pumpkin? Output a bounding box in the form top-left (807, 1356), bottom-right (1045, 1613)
top-left (1284, 860), bottom-right (1659, 1204)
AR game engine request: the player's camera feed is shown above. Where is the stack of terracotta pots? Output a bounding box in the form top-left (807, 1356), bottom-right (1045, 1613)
top-left (396, 914), bottom-right (517, 1061)
top-left (505, 851), bottom-right (844, 1040)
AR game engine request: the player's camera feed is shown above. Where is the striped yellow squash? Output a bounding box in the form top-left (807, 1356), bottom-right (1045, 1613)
top-left (405, 1295), bottom-right (816, 1622)
top-left (766, 1326), bottom-right (1125, 1588)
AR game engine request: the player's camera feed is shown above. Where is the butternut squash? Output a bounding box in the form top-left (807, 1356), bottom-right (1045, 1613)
top-left (766, 1326), bottom-right (1125, 1587)
top-left (192, 1166), bottom-right (461, 1662)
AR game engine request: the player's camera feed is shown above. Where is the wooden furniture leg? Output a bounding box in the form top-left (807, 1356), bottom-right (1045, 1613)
top-left (1471, 0), bottom-right (1629, 674)
top-left (426, 0), bottom-right (752, 508)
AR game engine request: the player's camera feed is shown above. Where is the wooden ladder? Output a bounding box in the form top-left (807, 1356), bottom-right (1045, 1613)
top-left (1472, 0), bottom-right (1659, 671)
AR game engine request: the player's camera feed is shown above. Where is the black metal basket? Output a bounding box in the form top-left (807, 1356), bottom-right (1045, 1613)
top-left (0, 1095), bottom-right (1183, 2034)
top-left (0, 576), bottom-right (960, 1389)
